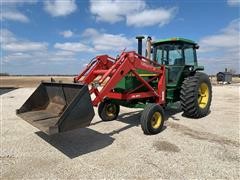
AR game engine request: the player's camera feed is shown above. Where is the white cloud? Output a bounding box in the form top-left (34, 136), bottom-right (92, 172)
top-left (0, 11), bottom-right (29, 22)
top-left (1, 28), bottom-right (48, 52)
top-left (44, 0), bottom-right (77, 17)
top-left (0, 0), bottom-right (37, 23)
top-left (2, 42), bottom-right (48, 52)
top-left (227, 0), bottom-right (240, 6)
top-left (127, 8), bottom-right (177, 27)
top-left (55, 28), bottom-right (134, 54)
top-left (0, 29), bottom-right (16, 43)
top-left (55, 50), bottom-right (75, 56)
top-left (90, 0), bottom-right (145, 23)
top-left (60, 30), bottom-right (74, 38)
top-left (198, 19), bottom-right (240, 74)
top-left (93, 34), bottom-right (133, 51)
top-left (1, 28), bottom-right (134, 74)
top-left (89, 0), bottom-right (177, 27)
top-left (3, 50), bottom-right (77, 63)
top-left (54, 42), bottom-right (93, 52)
top-left (199, 19), bottom-right (240, 52)
top-left (3, 52), bottom-right (33, 62)
top-left (1, 29), bottom-right (88, 74)
top-left (1, 29), bottom-right (78, 64)
top-left (82, 28), bottom-right (99, 37)
top-left (47, 51), bottom-right (77, 61)
top-left (82, 28), bottom-right (134, 51)
top-left (1, 0), bottom-right (37, 4)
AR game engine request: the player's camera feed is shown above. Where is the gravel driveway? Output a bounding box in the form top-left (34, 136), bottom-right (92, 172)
top-left (1, 85), bottom-right (239, 179)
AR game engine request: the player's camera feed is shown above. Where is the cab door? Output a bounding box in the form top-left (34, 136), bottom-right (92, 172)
top-left (167, 48), bottom-right (185, 85)
top-left (155, 46), bottom-right (184, 85)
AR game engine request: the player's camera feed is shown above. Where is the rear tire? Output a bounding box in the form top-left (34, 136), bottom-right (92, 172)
top-left (98, 101), bottom-right (120, 121)
top-left (140, 104), bottom-right (165, 135)
top-left (180, 72), bottom-right (212, 118)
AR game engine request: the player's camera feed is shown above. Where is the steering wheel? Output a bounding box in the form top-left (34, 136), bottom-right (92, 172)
top-left (161, 57), bottom-right (172, 64)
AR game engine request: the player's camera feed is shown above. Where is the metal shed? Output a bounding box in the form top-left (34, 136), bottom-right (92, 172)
top-left (216, 72), bottom-right (232, 84)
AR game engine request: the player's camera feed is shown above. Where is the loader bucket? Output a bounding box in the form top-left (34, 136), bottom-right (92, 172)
top-left (16, 82), bottom-right (95, 135)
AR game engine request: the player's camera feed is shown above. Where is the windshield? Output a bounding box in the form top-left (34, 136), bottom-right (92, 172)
top-left (153, 43), bottom-right (196, 65)
top-left (168, 48), bottom-right (182, 65)
top-left (154, 44), bottom-right (183, 65)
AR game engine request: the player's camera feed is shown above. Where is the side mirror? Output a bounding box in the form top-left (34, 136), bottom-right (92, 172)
top-left (195, 45), bottom-right (199, 49)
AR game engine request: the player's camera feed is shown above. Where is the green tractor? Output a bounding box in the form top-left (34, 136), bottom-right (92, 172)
top-left (17, 36), bottom-right (212, 135)
top-left (151, 37), bottom-right (212, 118)
top-left (111, 36), bottom-right (212, 133)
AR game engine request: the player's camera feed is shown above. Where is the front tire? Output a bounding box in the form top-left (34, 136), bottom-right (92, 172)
top-left (98, 101), bottom-right (120, 121)
top-left (140, 104), bottom-right (165, 135)
top-left (180, 72), bottom-right (212, 118)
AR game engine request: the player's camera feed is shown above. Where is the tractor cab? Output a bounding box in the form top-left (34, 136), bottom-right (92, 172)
top-left (152, 38), bottom-right (201, 102)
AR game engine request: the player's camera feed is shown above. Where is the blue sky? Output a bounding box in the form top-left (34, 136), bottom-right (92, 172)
top-left (1, 0), bottom-right (239, 75)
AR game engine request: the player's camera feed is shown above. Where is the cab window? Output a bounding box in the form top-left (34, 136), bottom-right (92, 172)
top-left (184, 48), bottom-right (195, 65)
top-left (168, 48), bottom-right (183, 65)
top-left (155, 48), bottom-right (167, 64)
top-left (156, 49), bottom-right (162, 63)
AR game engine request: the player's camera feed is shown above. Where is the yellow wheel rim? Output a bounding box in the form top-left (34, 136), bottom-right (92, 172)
top-left (198, 82), bottom-right (209, 109)
top-left (151, 112), bottom-right (162, 129)
top-left (105, 104), bottom-right (116, 117)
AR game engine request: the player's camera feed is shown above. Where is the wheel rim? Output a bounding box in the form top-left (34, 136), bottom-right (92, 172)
top-left (105, 104), bottom-right (116, 117)
top-left (198, 82), bottom-right (209, 109)
top-left (151, 112), bottom-right (162, 129)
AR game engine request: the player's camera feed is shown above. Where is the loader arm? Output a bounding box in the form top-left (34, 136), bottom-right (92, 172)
top-left (76, 51), bottom-right (166, 106)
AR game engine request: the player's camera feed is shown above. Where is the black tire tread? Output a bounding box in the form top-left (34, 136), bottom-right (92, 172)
top-left (140, 103), bottom-right (164, 135)
top-left (180, 72), bottom-right (212, 118)
top-left (98, 101), bottom-right (120, 121)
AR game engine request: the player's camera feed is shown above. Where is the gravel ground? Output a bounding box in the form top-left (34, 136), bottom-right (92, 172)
top-left (1, 85), bottom-right (240, 179)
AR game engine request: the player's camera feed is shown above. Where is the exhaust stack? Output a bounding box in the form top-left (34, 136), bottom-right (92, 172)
top-left (136, 36), bottom-right (145, 56)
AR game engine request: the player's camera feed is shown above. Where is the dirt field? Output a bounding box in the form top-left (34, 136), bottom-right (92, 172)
top-left (1, 76), bottom-right (240, 88)
top-left (1, 78), bottom-right (240, 179)
top-left (0, 76), bottom-right (74, 88)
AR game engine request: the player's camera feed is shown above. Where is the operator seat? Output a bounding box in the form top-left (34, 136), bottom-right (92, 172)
top-left (174, 58), bottom-right (185, 65)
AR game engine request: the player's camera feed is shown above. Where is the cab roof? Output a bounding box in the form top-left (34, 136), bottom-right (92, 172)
top-left (152, 37), bottom-right (197, 45)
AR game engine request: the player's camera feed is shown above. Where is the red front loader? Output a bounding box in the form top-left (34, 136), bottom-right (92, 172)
top-left (17, 50), bottom-right (166, 135)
